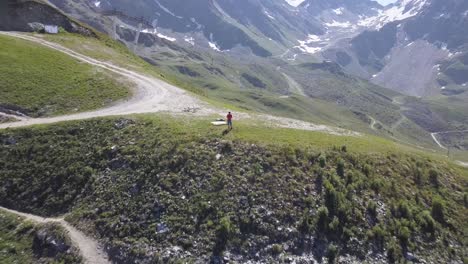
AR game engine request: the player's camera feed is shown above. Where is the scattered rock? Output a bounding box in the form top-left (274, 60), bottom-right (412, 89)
top-left (27, 22), bottom-right (45, 32)
top-left (32, 227), bottom-right (70, 258)
top-left (4, 137), bottom-right (17, 145)
top-left (114, 118), bottom-right (135, 129)
top-left (157, 223), bottom-right (169, 234)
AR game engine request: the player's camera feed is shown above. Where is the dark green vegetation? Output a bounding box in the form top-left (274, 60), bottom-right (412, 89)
top-left (0, 34), bottom-right (130, 117)
top-left (0, 116), bottom-right (466, 262)
top-left (0, 210), bottom-right (81, 263)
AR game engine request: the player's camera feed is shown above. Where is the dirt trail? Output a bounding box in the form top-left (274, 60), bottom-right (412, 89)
top-left (456, 161), bottom-right (468, 168)
top-left (0, 206), bottom-right (109, 264)
top-left (0, 31), bottom-right (358, 136)
top-left (369, 116), bottom-right (377, 130)
top-left (0, 31), bottom-right (213, 129)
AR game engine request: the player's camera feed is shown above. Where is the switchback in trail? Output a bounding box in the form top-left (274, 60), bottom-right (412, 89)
top-left (0, 206), bottom-right (110, 264)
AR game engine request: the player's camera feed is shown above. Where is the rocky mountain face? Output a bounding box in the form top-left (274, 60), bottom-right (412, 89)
top-left (53, 0), bottom-right (323, 57)
top-left (0, 0), bottom-right (96, 37)
top-left (21, 0), bottom-right (468, 97)
top-left (323, 0), bottom-right (468, 96)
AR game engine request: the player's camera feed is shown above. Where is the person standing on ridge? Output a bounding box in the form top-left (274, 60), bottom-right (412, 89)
top-left (227, 112), bottom-right (233, 130)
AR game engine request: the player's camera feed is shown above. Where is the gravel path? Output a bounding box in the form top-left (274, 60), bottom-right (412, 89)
top-left (0, 206), bottom-right (109, 264)
top-left (0, 31), bottom-right (213, 129)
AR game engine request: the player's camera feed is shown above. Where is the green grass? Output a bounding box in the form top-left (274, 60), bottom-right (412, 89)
top-left (0, 114), bottom-right (466, 262)
top-left (0, 211), bottom-right (36, 264)
top-left (0, 210), bottom-right (81, 264)
top-left (0, 34), bottom-right (131, 117)
top-left (38, 33), bottom-right (403, 132)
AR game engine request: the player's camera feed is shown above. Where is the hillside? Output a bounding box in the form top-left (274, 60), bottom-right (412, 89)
top-left (0, 0), bottom-right (467, 263)
top-left (0, 115), bottom-right (467, 263)
top-left (0, 34), bottom-right (131, 117)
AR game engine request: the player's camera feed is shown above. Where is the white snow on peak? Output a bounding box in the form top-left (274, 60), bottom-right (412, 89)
top-left (285, 0), bottom-right (306, 7)
top-left (294, 34), bottom-right (324, 54)
top-left (184, 36), bottom-right (195, 46)
top-left (358, 0), bottom-right (428, 29)
top-left (93, 1), bottom-right (101, 8)
top-left (208, 42), bottom-right (221, 52)
top-left (332, 8), bottom-right (344, 15)
top-left (141, 28), bottom-right (176, 42)
top-left (157, 33), bottom-right (176, 42)
top-left (264, 10), bottom-right (275, 20)
top-left (207, 33), bottom-right (221, 51)
top-left (141, 28), bottom-right (156, 34)
top-left (304, 34), bottom-right (321, 42)
top-left (325, 20), bottom-right (352, 28)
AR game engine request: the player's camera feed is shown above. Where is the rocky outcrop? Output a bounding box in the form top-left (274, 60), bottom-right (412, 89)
top-left (0, 0), bottom-right (96, 37)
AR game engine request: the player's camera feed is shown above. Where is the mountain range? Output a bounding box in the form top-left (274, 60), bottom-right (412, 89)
top-left (48, 0), bottom-right (467, 98)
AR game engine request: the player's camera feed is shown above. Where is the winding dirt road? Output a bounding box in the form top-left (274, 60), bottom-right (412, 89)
top-left (0, 206), bottom-right (109, 264)
top-left (0, 31), bottom-right (214, 130)
top-left (0, 31), bottom-right (358, 136)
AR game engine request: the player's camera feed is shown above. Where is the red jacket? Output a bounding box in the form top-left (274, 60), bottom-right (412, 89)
top-left (227, 114), bottom-right (233, 120)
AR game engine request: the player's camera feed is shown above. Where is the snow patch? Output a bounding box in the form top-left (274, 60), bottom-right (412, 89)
top-left (325, 20), bottom-right (351, 28)
top-left (184, 36), bottom-right (195, 46)
top-left (157, 33), bottom-right (176, 42)
top-left (304, 34), bottom-right (321, 42)
top-left (332, 8), bottom-right (344, 15)
top-left (295, 43), bottom-right (322, 54)
top-left (264, 11), bottom-right (275, 20)
top-left (293, 34), bottom-right (325, 54)
top-left (141, 28), bottom-right (176, 42)
top-left (208, 42), bottom-right (220, 52)
top-left (93, 1), bottom-right (101, 8)
top-left (358, 0), bottom-right (428, 29)
top-left (287, 54), bottom-right (298, 61)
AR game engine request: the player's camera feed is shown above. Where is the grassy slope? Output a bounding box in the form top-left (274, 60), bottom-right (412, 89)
top-left (39, 32), bottom-right (447, 151)
top-left (0, 211), bottom-right (36, 263)
top-left (0, 115), bottom-right (466, 262)
top-left (40, 34), bottom-right (395, 134)
top-left (0, 34), bottom-right (130, 117)
top-left (0, 210), bottom-right (82, 263)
